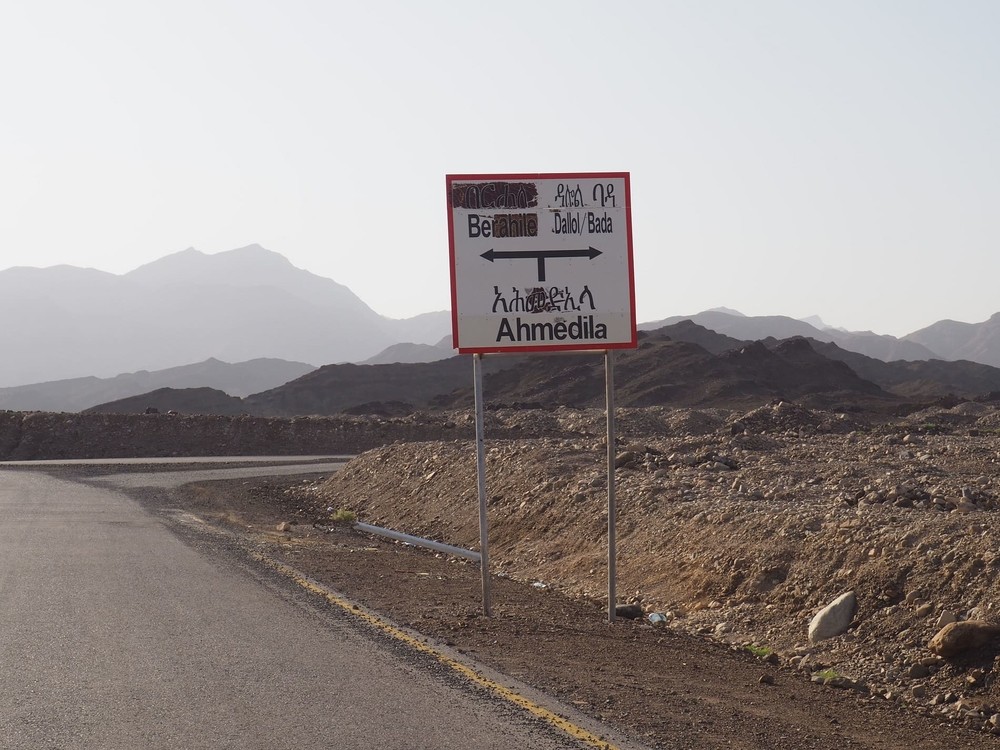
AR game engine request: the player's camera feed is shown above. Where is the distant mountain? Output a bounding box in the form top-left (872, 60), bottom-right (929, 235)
top-left (799, 314), bottom-right (841, 331)
top-left (385, 314), bottom-right (455, 349)
top-left (241, 356), bottom-right (518, 417)
top-left (903, 313), bottom-right (1000, 367)
top-left (0, 245), bottom-right (450, 387)
top-left (641, 319), bottom-right (745, 354)
top-left (82, 355), bottom-right (516, 417)
top-left (640, 310), bottom-right (939, 362)
top-left (648, 322), bottom-right (1000, 400)
top-left (84, 387), bottom-right (246, 416)
top-left (799, 338), bottom-right (1000, 399)
top-left (0, 357), bottom-right (316, 412)
top-left (706, 306), bottom-right (746, 317)
top-left (362, 336), bottom-right (455, 365)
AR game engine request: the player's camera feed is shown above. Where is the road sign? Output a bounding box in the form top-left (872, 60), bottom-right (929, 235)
top-left (447, 172), bottom-right (636, 354)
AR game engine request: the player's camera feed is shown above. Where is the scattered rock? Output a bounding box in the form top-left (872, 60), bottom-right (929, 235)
top-left (928, 620), bottom-right (1000, 658)
top-left (615, 451), bottom-right (639, 469)
top-left (965, 670), bottom-right (986, 688)
top-left (812, 673), bottom-right (865, 692)
top-left (614, 603), bottom-right (643, 620)
top-left (808, 592), bottom-right (857, 643)
top-left (936, 610), bottom-right (958, 629)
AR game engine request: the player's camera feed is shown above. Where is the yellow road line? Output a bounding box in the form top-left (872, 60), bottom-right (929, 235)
top-left (251, 551), bottom-right (622, 750)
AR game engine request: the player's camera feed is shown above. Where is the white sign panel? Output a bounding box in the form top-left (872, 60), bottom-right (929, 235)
top-left (447, 172), bottom-right (636, 354)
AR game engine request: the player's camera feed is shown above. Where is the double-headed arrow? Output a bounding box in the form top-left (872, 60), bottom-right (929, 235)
top-left (480, 246), bottom-right (602, 282)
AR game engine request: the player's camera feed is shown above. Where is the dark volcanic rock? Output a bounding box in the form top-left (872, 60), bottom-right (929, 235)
top-left (436, 336), bottom-right (893, 411)
top-left (243, 357), bottom-right (518, 417)
top-left (85, 387), bottom-right (246, 416)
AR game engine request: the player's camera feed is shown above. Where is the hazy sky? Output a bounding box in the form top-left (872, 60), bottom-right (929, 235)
top-left (2, 1), bottom-right (997, 336)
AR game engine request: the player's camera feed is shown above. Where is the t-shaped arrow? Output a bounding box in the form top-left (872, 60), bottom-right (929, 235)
top-left (480, 247), bottom-right (602, 282)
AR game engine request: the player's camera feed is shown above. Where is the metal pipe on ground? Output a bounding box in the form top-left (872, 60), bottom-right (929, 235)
top-left (353, 522), bottom-right (482, 563)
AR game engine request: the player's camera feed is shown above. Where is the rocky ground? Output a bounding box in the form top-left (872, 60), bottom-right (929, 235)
top-left (276, 401), bottom-right (1000, 738)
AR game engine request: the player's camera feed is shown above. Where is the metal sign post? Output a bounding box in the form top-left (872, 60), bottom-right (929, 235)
top-left (447, 173), bottom-right (635, 620)
top-left (473, 353), bottom-right (492, 616)
top-left (606, 350), bottom-right (617, 623)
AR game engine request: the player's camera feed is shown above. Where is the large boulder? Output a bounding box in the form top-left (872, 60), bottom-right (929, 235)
top-left (808, 591), bottom-right (857, 643)
top-left (927, 620), bottom-right (1000, 658)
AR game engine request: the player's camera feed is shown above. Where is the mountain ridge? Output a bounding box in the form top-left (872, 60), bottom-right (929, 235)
top-left (903, 312), bottom-right (1000, 367)
top-left (640, 310), bottom-right (939, 362)
top-left (79, 322), bottom-right (1000, 417)
top-left (8, 245), bottom-right (1000, 393)
top-left (0, 244), bottom-right (450, 387)
top-left (0, 357), bottom-right (317, 412)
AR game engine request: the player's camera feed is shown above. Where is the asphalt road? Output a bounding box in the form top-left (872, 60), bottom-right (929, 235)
top-left (0, 467), bottom-right (626, 749)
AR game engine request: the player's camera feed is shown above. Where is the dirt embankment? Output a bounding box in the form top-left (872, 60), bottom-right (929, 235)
top-left (294, 401), bottom-right (1000, 736)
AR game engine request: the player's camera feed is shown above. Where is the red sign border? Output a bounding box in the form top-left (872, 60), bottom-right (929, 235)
top-left (447, 171), bottom-right (637, 355)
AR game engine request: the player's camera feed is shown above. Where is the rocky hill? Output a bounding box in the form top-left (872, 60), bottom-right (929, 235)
top-left (642, 310), bottom-right (939, 362)
top-left (89, 330), bottom-right (897, 417)
top-left (87, 324), bottom-right (1000, 418)
top-left (242, 356), bottom-right (518, 417)
top-left (83, 387), bottom-right (247, 416)
top-left (904, 313), bottom-right (1000, 367)
top-left (435, 333), bottom-right (892, 412)
top-left (801, 340), bottom-right (1000, 399)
